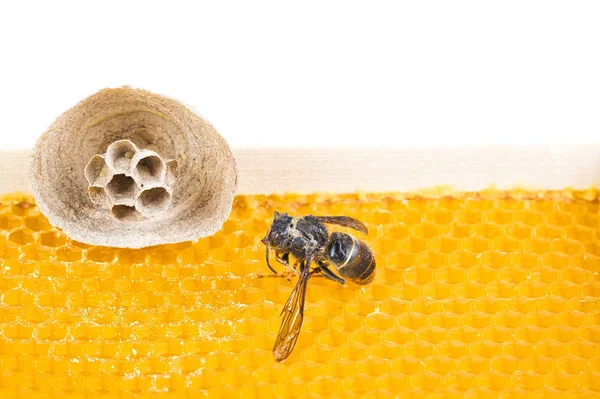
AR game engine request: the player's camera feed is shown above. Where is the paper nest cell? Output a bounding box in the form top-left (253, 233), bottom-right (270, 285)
top-left (84, 140), bottom-right (178, 221)
top-left (30, 86), bottom-right (238, 248)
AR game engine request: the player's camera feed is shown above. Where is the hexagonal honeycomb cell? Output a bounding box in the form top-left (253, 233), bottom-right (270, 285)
top-left (0, 189), bottom-right (599, 398)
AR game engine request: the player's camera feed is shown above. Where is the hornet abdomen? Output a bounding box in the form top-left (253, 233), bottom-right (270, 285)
top-left (326, 232), bottom-right (376, 285)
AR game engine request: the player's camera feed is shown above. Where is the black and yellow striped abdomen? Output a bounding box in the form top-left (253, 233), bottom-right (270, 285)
top-left (326, 231), bottom-right (376, 285)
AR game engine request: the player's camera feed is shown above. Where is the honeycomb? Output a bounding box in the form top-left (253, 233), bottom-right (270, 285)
top-left (0, 189), bottom-right (599, 398)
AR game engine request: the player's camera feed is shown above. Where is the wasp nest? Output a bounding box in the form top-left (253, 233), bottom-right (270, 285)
top-left (84, 140), bottom-right (178, 220)
top-left (30, 87), bottom-right (238, 248)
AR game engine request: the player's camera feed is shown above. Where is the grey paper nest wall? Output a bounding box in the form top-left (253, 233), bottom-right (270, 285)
top-left (30, 87), bottom-right (238, 248)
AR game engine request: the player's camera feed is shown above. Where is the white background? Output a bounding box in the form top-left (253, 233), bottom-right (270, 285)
top-left (0, 1), bottom-right (599, 149)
